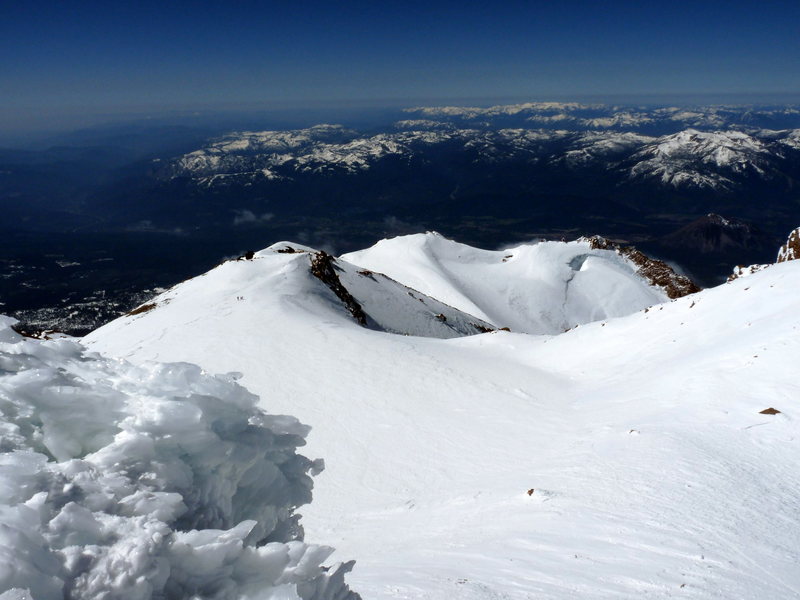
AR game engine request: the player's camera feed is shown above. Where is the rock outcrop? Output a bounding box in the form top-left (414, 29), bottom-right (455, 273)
top-left (777, 227), bottom-right (800, 263)
top-left (582, 236), bottom-right (701, 298)
top-left (729, 226), bottom-right (800, 280)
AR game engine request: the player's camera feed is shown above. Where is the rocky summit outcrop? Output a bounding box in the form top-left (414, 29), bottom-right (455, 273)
top-left (777, 227), bottom-right (800, 263)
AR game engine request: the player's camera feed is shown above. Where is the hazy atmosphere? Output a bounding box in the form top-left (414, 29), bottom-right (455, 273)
top-left (3, 0), bottom-right (800, 138)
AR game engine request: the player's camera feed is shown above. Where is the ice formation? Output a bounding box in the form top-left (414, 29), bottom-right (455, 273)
top-left (0, 316), bottom-right (357, 599)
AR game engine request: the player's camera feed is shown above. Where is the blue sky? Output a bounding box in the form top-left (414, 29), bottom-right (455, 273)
top-left (2, 0), bottom-right (799, 132)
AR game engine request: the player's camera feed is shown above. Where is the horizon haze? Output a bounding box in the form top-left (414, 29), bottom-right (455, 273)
top-left (3, 1), bottom-right (799, 138)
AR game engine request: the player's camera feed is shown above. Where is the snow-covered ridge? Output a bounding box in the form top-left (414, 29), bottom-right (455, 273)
top-left (404, 101), bottom-right (600, 120)
top-left (80, 232), bottom-right (693, 349)
top-left (0, 316), bottom-right (358, 599)
top-left (553, 131), bottom-right (655, 167)
top-left (341, 232), bottom-right (692, 334)
top-left (89, 243), bottom-right (495, 342)
top-left (579, 235), bottom-right (699, 298)
top-left (724, 224), bottom-right (799, 280)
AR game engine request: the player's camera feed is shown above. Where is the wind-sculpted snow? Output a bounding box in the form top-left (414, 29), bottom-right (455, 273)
top-left (0, 316), bottom-right (357, 600)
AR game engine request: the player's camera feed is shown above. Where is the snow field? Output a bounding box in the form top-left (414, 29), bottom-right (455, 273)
top-left (81, 237), bottom-right (800, 598)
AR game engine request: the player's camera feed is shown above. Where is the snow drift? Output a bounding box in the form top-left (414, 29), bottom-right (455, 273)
top-left (0, 316), bottom-right (357, 600)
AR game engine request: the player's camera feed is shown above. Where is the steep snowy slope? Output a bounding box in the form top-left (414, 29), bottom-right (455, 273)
top-left (84, 235), bottom-right (800, 599)
top-left (341, 232), bottom-right (690, 334)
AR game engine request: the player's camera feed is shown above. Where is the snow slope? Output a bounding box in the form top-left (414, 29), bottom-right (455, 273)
top-left (83, 235), bottom-right (800, 599)
top-left (0, 316), bottom-right (357, 600)
top-left (341, 232), bottom-right (674, 334)
top-left (95, 243), bottom-right (493, 341)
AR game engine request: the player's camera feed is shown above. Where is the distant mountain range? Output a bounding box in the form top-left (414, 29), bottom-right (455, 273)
top-left (3, 102), bottom-right (800, 332)
top-left (143, 104), bottom-right (800, 285)
top-left (163, 124), bottom-right (800, 194)
top-left (401, 101), bottom-right (800, 132)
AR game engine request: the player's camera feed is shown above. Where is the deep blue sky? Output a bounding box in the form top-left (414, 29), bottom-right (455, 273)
top-left (2, 0), bottom-right (799, 133)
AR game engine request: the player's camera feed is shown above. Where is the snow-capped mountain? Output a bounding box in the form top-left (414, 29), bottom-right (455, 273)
top-left (8, 101), bottom-right (800, 338)
top-left (626, 129), bottom-right (782, 190)
top-left (78, 231), bottom-right (800, 599)
top-left (402, 102), bottom-right (800, 132)
top-left (552, 130), bottom-right (655, 167)
top-left (659, 213), bottom-right (773, 254)
top-left (84, 235), bottom-right (687, 346)
top-left (164, 122), bottom-right (800, 194)
top-left (166, 127), bottom-right (458, 184)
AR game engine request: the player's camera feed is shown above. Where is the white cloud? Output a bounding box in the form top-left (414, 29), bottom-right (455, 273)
top-left (233, 209), bottom-right (274, 226)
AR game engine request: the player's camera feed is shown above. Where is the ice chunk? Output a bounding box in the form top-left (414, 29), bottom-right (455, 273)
top-left (0, 319), bottom-right (358, 599)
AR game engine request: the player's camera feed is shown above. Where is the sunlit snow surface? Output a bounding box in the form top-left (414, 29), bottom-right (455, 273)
top-left (342, 233), bottom-right (668, 333)
top-left (0, 316), bottom-right (356, 600)
top-left (75, 238), bottom-right (800, 598)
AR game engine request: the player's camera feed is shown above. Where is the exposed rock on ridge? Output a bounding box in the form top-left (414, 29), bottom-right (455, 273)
top-left (582, 236), bottom-right (701, 298)
top-left (309, 251), bottom-right (368, 326)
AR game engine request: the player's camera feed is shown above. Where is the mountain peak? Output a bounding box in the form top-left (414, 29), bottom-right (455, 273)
top-left (704, 213), bottom-right (748, 229)
top-left (343, 234), bottom-right (695, 333)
